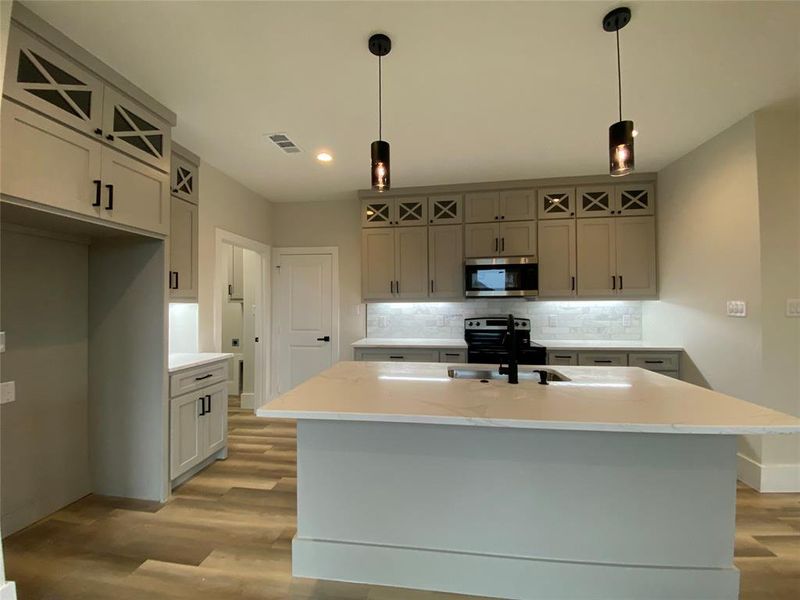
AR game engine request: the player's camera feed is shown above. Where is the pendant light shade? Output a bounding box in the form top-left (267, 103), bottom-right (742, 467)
top-left (609, 119), bottom-right (634, 176)
top-left (603, 7), bottom-right (635, 177)
top-left (368, 33), bottom-right (392, 192)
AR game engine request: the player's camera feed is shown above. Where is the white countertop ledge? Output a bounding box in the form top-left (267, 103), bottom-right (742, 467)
top-left (352, 337), bottom-right (468, 349)
top-left (169, 352), bottom-right (234, 372)
top-left (257, 361), bottom-right (800, 435)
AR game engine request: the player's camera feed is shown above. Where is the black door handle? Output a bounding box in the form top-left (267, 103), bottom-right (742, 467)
top-left (198, 397), bottom-right (205, 416)
top-left (316, 336), bottom-right (331, 342)
top-left (92, 180), bottom-right (102, 207)
top-left (105, 184), bottom-right (114, 210)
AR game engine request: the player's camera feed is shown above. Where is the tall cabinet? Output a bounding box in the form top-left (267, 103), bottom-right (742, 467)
top-left (168, 143), bottom-right (199, 301)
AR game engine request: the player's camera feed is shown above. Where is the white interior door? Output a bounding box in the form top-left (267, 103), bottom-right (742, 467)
top-left (276, 252), bottom-right (335, 393)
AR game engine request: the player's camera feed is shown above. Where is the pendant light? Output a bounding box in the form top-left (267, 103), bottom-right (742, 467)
top-left (603, 7), bottom-right (635, 177)
top-left (368, 33), bottom-right (391, 192)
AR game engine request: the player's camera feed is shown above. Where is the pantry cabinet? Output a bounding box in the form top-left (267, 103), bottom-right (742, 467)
top-left (464, 221), bottom-right (536, 258)
top-left (538, 219), bottom-right (576, 297)
top-left (169, 197), bottom-right (199, 300)
top-left (577, 216), bottom-right (656, 298)
top-left (428, 225), bottom-right (463, 298)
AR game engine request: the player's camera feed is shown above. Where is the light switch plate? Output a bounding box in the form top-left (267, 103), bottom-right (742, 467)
top-left (787, 299), bottom-right (800, 318)
top-left (1, 381), bottom-right (15, 404)
top-left (726, 300), bottom-right (747, 318)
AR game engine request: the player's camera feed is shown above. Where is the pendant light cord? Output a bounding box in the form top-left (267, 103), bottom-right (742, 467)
top-left (378, 55), bottom-right (383, 141)
top-left (616, 29), bottom-right (622, 122)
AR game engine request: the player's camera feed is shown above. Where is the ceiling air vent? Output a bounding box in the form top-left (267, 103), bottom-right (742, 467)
top-left (266, 133), bottom-right (302, 154)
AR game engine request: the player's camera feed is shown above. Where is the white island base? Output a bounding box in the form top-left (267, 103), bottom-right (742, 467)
top-left (293, 420), bottom-right (739, 600)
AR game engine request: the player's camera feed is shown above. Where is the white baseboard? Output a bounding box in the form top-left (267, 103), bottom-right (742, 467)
top-left (737, 453), bottom-right (800, 492)
top-left (0, 581), bottom-right (17, 600)
top-left (292, 537), bottom-right (740, 600)
top-left (240, 392), bottom-right (255, 409)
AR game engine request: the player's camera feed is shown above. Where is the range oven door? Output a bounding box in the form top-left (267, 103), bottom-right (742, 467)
top-left (464, 257), bottom-right (538, 297)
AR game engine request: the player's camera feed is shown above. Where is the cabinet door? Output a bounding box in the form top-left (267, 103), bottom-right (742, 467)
top-left (230, 246), bottom-right (244, 300)
top-left (362, 198), bottom-right (394, 227)
top-left (1, 100), bottom-right (102, 218)
top-left (464, 223), bottom-right (500, 258)
top-left (576, 185), bottom-right (614, 218)
top-left (362, 228), bottom-right (396, 300)
top-left (538, 187), bottom-right (576, 220)
top-left (499, 220), bottom-right (537, 257)
top-left (170, 392), bottom-right (204, 479)
top-left (428, 194), bottom-right (463, 225)
top-left (171, 153), bottom-right (199, 204)
top-left (102, 87), bottom-right (171, 172)
top-left (616, 183), bottom-right (655, 216)
top-left (394, 226), bottom-right (429, 298)
top-left (101, 148), bottom-right (170, 235)
top-left (547, 351), bottom-right (578, 366)
top-left (203, 385), bottom-right (228, 457)
top-left (429, 225), bottom-right (464, 299)
top-left (576, 218), bottom-right (616, 297)
top-left (356, 349), bottom-right (440, 362)
top-left (4, 27), bottom-right (104, 135)
top-left (396, 197), bottom-right (427, 226)
top-left (170, 197), bottom-right (198, 301)
top-left (499, 189), bottom-right (536, 221)
top-left (464, 191), bottom-right (500, 223)
top-left (616, 217), bottom-right (657, 297)
top-left (538, 220), bottom-right (576, 297)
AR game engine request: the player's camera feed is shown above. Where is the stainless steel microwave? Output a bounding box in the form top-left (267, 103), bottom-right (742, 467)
top-left (464, 257), bottom-right (539, 297)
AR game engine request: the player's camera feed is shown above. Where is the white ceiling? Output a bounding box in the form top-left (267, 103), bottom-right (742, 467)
top-left (24, 1), bottom-right (800, 203)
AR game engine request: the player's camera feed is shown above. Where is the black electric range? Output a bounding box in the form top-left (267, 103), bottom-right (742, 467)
top-left (464, 317), bottom-right (547, 365)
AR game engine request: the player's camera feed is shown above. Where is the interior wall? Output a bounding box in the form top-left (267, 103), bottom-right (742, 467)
top-left (197, 162), bottom-right (271, 351)
top-left (270, 198), bottom-right (365, 359)
top-left (0, 227), bottom-right (90, 536)
top-left (168, 303), bottom-right (199, 354)
top-left (642, 115), bottom-right (764, 461)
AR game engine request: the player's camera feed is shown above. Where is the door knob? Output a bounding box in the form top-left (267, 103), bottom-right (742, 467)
top-left (317, 336), bottom-right (331, 342)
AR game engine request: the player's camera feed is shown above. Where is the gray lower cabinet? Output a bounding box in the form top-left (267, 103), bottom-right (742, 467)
top-left (547, 350), bottom-right (681, 379)
top-left (546, 351), bottom-right (578, 366)
top-left (355, 348), bottom-right (466, 363)
top-left (169, 361), bottom-right (229, 481)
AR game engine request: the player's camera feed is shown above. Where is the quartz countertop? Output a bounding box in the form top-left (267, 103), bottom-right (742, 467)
top-left (352, 338), bottom-right (468, 349)
top-left (257, 361), bottom-right (800, 435)
top-left (539, 340), bottom-right (684, 352)
top-left (168, 352), bottom-right (234, 373)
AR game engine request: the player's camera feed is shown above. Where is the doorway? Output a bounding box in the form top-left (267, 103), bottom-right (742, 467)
top-left (213, 229), bottom-right (270, 412)
top-left (271, 247), bottom-right (339, 397)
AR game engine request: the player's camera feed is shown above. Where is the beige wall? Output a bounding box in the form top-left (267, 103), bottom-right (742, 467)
top-left (270, 198), bottom-right (366, 359)
top-left (1, 228), bottom-right (91, 536)
top-left (197, 162), bottom-right (271, 351)
top-left (644, 104), bottom-right (800, 488)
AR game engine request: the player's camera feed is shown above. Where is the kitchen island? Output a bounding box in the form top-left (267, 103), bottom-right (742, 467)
top-left (257, 361), bottom-right (800, 600)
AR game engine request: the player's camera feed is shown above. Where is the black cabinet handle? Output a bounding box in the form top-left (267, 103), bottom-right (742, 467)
top-left (644, 360), bottom-right (664, 364)
top-left (444, 353), bottom-right (460, 357)
top-left (494, 238), bottom-right (498, 252)
top-left (228, 284), bottom-right (233, 296)
top-left (619, 275), bottom-right (624, 290)
top-left (500, 215), bottom-right (505, 220)
top-left (168, 271), bottom-right (174, 289)
top-left (105, 184), bottom-right (114, 210)
top-left (554, 355), bottom-right (572, 359)
top-left (174, 271), bottom-right (179, 289)
top-left (106, 134), bottom-right (114, 141)
top-left (389, 355), bottom-right (404, 359)
top-left (198, 397), bottom-right (205, 416)
top-left (316, 336), bottom-right (331, 342)
top-left (430, 279), bottom-right (434, 294)
top-left (92, 180), bottom-right (102, 207)
top-left (94, 128), bottom-right (103, 136)
top-left (571, 276), bottom-right (576, 291)
top-left (172, 188), bottom-right (179, 193)
top-left (195, 373), bottom-right (213, 381)
top-left (594, 359), bottom-right (613, 364)
top-left (206, 394), bottom-right (211, 414)
top-left (395, 280), bottom-right (400, 294)
top-left (501, 237), bottom-right (505, 252)
top-left (612, 275), bottom-right (616, 290)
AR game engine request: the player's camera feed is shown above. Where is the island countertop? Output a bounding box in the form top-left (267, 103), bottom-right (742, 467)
top-left (257, 361), bottom-right (800, 435)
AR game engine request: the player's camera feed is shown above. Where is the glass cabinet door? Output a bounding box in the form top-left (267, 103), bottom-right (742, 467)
top-left (102, 87), bottom-right (171, 172)
top-left (538, 187), bottom-right (575, 220)
top-left (616, 183), bottom-right (655, 216)
top-left (171, 153), bottom-right (199, 204)
top-left (361, 198), bottom-right (394, 227)
top-left (428, 194), bottom-right (463, 225)
top-left (395, 197), bottom-right (427, 226)
top-left (576, 185), bottom-right (615, 218)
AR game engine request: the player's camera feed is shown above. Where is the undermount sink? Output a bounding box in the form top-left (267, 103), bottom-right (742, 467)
top-left (447, 367), bottom-right (570, 383)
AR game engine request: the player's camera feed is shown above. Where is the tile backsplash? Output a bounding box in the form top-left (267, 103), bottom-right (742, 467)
top-left (367, 301), bottom-right (642, 341)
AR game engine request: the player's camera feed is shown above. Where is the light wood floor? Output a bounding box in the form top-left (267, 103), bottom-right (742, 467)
top-left (4, 397), bottom-right (799, 599)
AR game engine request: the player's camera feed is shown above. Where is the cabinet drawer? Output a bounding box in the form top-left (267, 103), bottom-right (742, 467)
top-left (170, 360), bottom-right (229, 397)
top-left (577, 352), bottom-right (627, 367)
top-left (629, 352), bottom-right (680, 372)
top-left (547, 351), bottom-right (578, 366)
top-left (439, 350), bottom-right (466, 363)
top-left (355, 349), bottom-right (440, 362)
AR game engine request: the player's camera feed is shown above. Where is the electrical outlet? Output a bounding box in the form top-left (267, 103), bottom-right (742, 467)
top-left (1, 381), bottom-right (15, 404)
top-left (231, 338), bottom-right (240, 347)
top-left (787, 299), bottom-right (800, 318)
top-left (726, 300), bottom-right (747, 318)
top-left (622, 314), bottom-right (632, 327)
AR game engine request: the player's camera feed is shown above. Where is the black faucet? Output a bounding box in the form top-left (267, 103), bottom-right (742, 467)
top-left (498, 314), bottom-right (519, 384)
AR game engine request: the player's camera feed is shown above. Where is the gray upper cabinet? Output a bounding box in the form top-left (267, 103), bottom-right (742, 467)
top-left (464, 220), bottom-right (536, 258)
top-left (576, 185), bottom-right (615, 218)
top-left (499, 189), bottom-right (536, 221)
top-left (170, 196), bottom-right (199, 301)
top-left (103, 87), bottom-right (171, 172)
top-left (538, 219), bottom-right (576, 297)
top-left (362, 229), bottom-right (396, 300)
top-left (171, 153), bottom-right (199, 204)
top-left (538, 187), bottom-right (576, 220)
top-left (428, 194), bottom-right (463, 225)
top-left (464, 191), bottom-right (500, 223)
top-left (395, 197), bottom-right (427, 227)
top-left (429, 224), bottom-right (463, 298)
top-left (4, 26), bottom-right (104, 136)
top-left (616, 183), bottom-right (655, 216)
top-left (362, 196), bottom-right (427, 227)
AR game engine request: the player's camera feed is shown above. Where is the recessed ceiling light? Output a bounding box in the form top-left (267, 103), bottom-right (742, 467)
top-left (316, 152), bottom-right (333, 162)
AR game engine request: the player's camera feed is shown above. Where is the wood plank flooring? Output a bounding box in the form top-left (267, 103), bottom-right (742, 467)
top-left (3, 397), bottom-right (799, 599)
